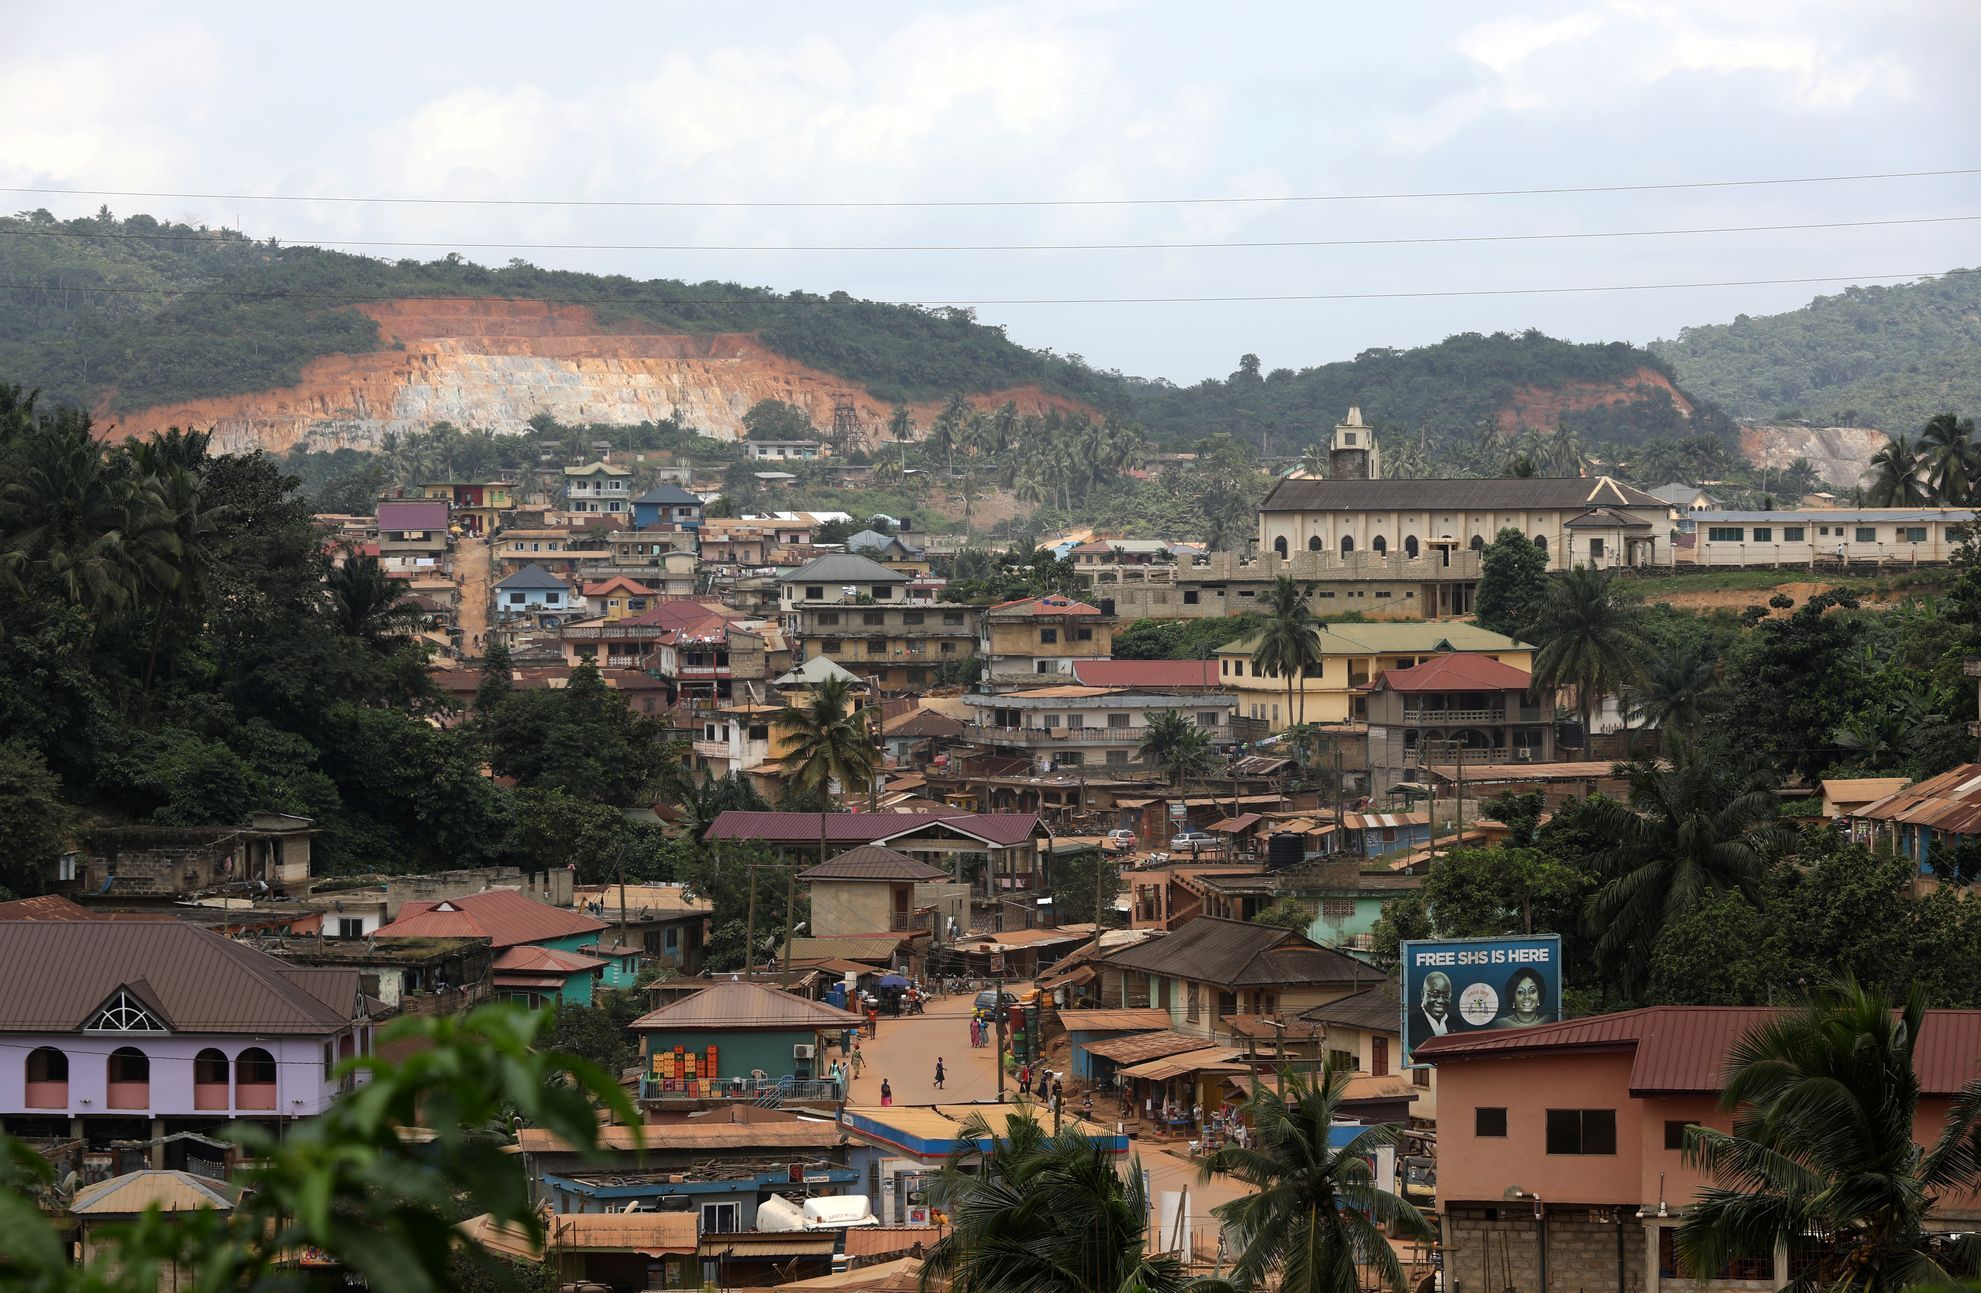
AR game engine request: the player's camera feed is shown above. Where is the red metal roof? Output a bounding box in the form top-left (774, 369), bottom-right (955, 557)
top-left (1371, 653), bottom-right (1531, 693)
top-left (1416, 1005), bottom-right (1981, 1095)
top-left (377, 890), bottom-right (607, 950)
top-left (1069, 660), bottom-right (1220, 689)
top-left (0, 895), bottom-right (103, 921)
top-left (492, 945), bottom-right (608, 974)
top-left (986, 595), bottom-right (1103, 617)
top-left (377, 500), bottom-right (450, 531)
top-left (1854, 763), bottom-right (1981, 835)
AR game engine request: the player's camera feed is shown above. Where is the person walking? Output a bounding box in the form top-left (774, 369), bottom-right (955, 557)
top-left (850, 1043), bottom-right (864, 1077)
top-left (934, 1058), bottom-right (946, 1091)
top-left (1017, 1063), bottom-right (1030, 1092)
top-left (1052, 1076), bottom-right (1064, 1108)
top-left (880, 1078), bottom-right (893, 1107)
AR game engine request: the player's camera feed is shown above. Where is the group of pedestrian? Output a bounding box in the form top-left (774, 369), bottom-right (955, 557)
top-left (969, 1014), bottom-right (992, 1047)
top-left (1013, 1064), bottom-right (1064, 1110)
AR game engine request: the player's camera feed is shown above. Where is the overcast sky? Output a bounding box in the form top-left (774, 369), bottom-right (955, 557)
top-left (3, 0), bottom-right (1976, 384)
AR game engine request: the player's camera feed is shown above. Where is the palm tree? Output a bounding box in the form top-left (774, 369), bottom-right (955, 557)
top-left (775, 673), bottom-right (879, 874)
top-left (1918, 412), bottom-right (1980, 506)
top-left (326, 551), bottom-right (422, 648)
top-left (1297, 443), bottom-right (1328, 478)
top-left (1202, 1064), bottom-right (1432, 1293)
top-left (930, 392), bottom-right (970, 475)
top-left (1252, 576), bottom-right (1323, 726)
top-left (1678, 980), bottom-right (1981, 1290)
top-left (1, 412), bottom-right (174, 621)
top-left (922, 1109), bottom-right (1194, 1293)
top-left (1527, 564), bottom-right (1647, 759)
top-left (1864, 434), bottom-right (1930, 506)
top-left (1137, 710), bottom-right (1219, 787)
top-left (1581, 750), bottom-right (1790, 993)
top-left (1629, 639), bottom-right (1719, 752)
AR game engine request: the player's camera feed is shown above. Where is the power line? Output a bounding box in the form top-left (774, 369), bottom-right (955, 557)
top-left (4, 166), bottom-right (1979, 210)
top-left (0, 268), bottom-right (1970, 308)
top-left (4, 211), bottom-right (1977, 254)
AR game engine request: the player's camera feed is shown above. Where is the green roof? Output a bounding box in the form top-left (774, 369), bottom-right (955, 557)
top-left (1215, 622), bottom-right (1531, 657)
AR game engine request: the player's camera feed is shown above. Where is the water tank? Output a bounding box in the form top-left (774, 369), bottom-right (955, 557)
top-left (1267, 832), bottom-right (1305, 870)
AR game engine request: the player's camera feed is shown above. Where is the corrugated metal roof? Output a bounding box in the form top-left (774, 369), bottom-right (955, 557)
top-left (494, 563), bottom-right (570, 590)
top-left (1082, 1030), bottom-right (1219, 1063)
top-left (0, 895), bottom-right (104, 921)
top-left (377, 500), bottom-right (450, 531)
top-left (0, 921), bottom-right (355, 1035)
top-left (788, 936), bottom-right (906, 962)
top-left (629, 979), bottom-right (864, 1031)
top-left (517, 1118), bottom-right (841, 1154)
top-left (798, 846), bottom-right (952, 883)
top-left (706, 810), bottom-right (1040, 848)
top-left (1373, 653), bottom-right (1531, 694)
top-left (1415, 1004), bottom-right (1981, 1095)
top-left (1342, 811), bottom-right (1430, 829)
top-left (779, 553), bottom-right (910, 583)
top-left (70, 1170), bottom-right (241, 1215)
top-left (1259, 474), bottom-right (1663, 513)
top-left (492, 945), bottom-right (607, 974)
top-left (1070, 659), bottom-right (1221, 689)
top-left (777, 1257), bottom-right (925, 1292)
top-left (701, 1233), bottom-right (839, 1257)
top-left (985, 595), bottom-right (1103, 617)
top-left (1693, 508), bottom-right (1979, 523)
top-left (1058, 1008), bottom-right (1174, 1033)
top-left (1299, 982), bottom-right (1404, 1033)
top-left (1117, 1047), bottom-right (1251, 1081)
top-left (376, 890), bottom-right (607, 950)
top-left (1103, 916), bottom-right (1376, 990)
top-left (1854, 763), bottom-right (1981, 835)
top-left (842, 1229), bottom-right (939, 1259)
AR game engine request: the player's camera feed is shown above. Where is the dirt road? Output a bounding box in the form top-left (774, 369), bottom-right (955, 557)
top-left (455, 533), bottom-right (493, 658)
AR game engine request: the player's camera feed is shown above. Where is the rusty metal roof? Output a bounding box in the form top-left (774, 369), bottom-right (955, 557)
top-left (0, 920), bottom-right (356, 1035)
top-left (707, 810), bottom-right (1041, 848)
top-left (1102, 917), bottom-right (1378, 990)
top-left (0, 895), bottom-right (104, 921)
top-left (841, 1228), bottom-right (940, 1259)
top-left (1057, 1009), bottom-right (1174, 1033)
top-left (1854, 763), bottom-right (1981, 835)
top-left (1415, 1005), bottom-right (1981, 1095)
top-left (70, 1170), bottom-right (242, 1216)
top-left (629, 979), bottom-right (864, 1031)
top-left (1081, 1030), bottom-right (1216, 1064)
top-left (798, 845), bottom-right (952, 883)
top-left (376, 889), bottom-right (607, 949)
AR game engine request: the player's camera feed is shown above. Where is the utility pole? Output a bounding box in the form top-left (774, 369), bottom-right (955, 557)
top-left (995, 990), bottom-right (1008, 1103)
top-left (781, 867), bottom-right (797, 989)
top-left (744, 867), bottom-right (759, 978)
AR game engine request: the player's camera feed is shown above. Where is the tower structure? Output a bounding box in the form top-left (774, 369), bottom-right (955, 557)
top-left (1328, 407), bottom-right (1381, 480)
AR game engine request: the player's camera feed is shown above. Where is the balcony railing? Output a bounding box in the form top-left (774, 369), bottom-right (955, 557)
top-left (1399, 707), bottom-right (1506, 725)
top-left (963, 723), bottom-right (1236, 745)
top-left (691, 739), bottom-right (730, 759)
top-left (890, 911), bottom-right (935, 932)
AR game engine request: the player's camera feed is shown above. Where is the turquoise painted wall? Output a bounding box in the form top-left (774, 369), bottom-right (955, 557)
top-left (1305, 894), bottom-right (1389, 947)
top-left (537, 932), bottom-right (644, 989)
top-left (641, 1029), bottom-right (819, 1080)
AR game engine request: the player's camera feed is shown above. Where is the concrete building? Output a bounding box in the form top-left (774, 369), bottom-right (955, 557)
top-left (977, 595), bottom-right (1114, 686)
top-left (630, 980), bottom-right (862, 1101)
top-left (563, 461), bottom-right (632, 515)
top-left (77, 814), bottom-right (317, 902)
top-left (494, 564), bottom-right (574, 623)
top-left (1684, 507), bottom-right (1979, 566)
top-left (1420, 1006), bottom-right (1981, 1293)
top-left (375, 499), bottom-right (451, 570)
top-left (797, 845), bottom-right (967, 943)
top-left (419, 480), bottom-right (515, 536)
top-left (962, 685), bottom-right (1241, 775)
top-left (632, 484), bottom-right (705, 530)
top-left (1364, 652), bottom-right (1553, 794)
top-left (1213, 622), bottom-right (1534, 732)
top-left (743, 440), bottom-right (824, 461)
top-left (778, 552), bottom-right (913, 612)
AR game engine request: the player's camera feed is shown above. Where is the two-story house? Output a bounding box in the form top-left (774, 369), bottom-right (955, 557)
top-left (419, 480), bottom-right (516, 537)
top-left (0, 921), bottom-right (370, 1150)
top-left (977, 595), bottom-right (1115, 686)
top-left (845, 530), bottom-right (931, 576)
top-left (579, 576), bottom-right (657, 621)
top-left (495, 565), bottom-right (574, 625)
top-left (563, 462), bottom-right (632, 515)
top-left (375, 500), bottom-right (451, 571)
top-left (743, 440), bottom-right (824, 461)
top-left (1213, 622), bottom-right (1535, 732)
top-left (632, 485), bottom-right (704, 530)
top-left (496, 528), bottom-right (614, 576)
top-left (793, 600), bottom-right (977, 692)
top-left (797, 845), bottom-right (966, 942)
top-left (778, 553), bottom-right (911, 617)
top-left (1363, 652), bottom-right (1552, 794)
top-left (374, 890), bottom-right (640, 994)
top-left (604, 528), bottom-right (698, 598)
top-left (961, 685), bottom-right (1239, 775)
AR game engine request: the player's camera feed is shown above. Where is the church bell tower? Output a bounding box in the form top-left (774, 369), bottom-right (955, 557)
top-left (1328, 407), bottom-right (1380, 480)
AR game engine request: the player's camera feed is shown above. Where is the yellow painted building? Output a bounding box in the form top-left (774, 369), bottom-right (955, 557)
top-left (977, 595), bottom-right (1116, 686)
top-left (1212, 622), bottom-right (1534, 730)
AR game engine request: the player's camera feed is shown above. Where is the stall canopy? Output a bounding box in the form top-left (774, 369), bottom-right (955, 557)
top-left (1116, 1047), bottom-right (1251, 1083)
top-left (1082, 1031), bottom-right (1214, 1065)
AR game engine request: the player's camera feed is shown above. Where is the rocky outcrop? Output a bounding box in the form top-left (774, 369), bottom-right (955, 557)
top-left (1738, 424), bottom-right (1890, 490)
top-left (98, 299), bottom-right (1090, 454)
top-left (1493, 367), bottom-right (1694, 434)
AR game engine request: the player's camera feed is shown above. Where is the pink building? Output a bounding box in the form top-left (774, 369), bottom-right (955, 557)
top-left (0, 920), bottom-right (370, 1163)
top-left (1420, 1006), bottom-right (1981, 1292)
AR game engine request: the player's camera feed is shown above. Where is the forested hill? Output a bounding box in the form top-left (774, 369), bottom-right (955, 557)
top-left (7, 207), bottom-right (1723, 454)
top-left (1651, 270), bottom-right (1981, 432)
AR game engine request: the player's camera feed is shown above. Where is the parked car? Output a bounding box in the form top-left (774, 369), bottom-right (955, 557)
top-left (1104, 829), bottom-right (1137, 852)
top-left (974, 988), bottom-right (1020, 1014)
top-left (1169, 831), bottom-right (1218, 855)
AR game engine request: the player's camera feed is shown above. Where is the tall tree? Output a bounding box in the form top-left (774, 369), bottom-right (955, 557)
top-left (1251, 576), bottom-right (1323, 725)
top-left (1629, 638), bottom-right (1720, 752)
top-left (1679, 981), bottom-right (1981, 1290)
top-left (325, 551), bottom-right (422, 649)
top-left (1527, 564), bottom-right (1646, 758)
top-left (922, 1109), bottom-right (1193, 1293)
top-left (1917, 412), bottom-right (1978, 505)
top-left (775, 674), bottom-right (879, 872)
top-left (1473, 527), bottom-right (1548, 639)
top-left (1864, 434), bottom-right (1931, 506)
top-left (1202, 1064), bottom-right (1432, 1293)
top-left (1582, 750), bottom-right (1790, 995)
top-left (1136, 709), bottom-right (1219, 787)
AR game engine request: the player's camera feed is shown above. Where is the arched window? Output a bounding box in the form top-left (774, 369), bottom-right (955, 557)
top-left (1340, 535), bottom-right (1355, 555)
top-left (1307, 535), bottom-right (1323, 551)
top-left (25, 1047), bottom-right (67, 1108)
top-left (106, 1047), bottom-right (149, 1109)
top-left (1372, 535), bottom-right (1388, 555)
top-left (1404, 535), bottom-right (1420, 558)
top-left (1469, 535), bottom-right (1486, 552)
top-left (1533, 534), bottom-right (1548, 551)
top-left (1272, 536), bottom-right (1289, 558)
top-left (236, 1047), bottom-right (277, 1110)
top-left (195, 1048), bottom-right (230, 1111)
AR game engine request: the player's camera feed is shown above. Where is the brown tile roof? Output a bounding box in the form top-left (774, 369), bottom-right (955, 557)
top-left (1102, 916), bottom-right (1380, 990)
top-left (493, 945), bottom-right (607, 974)
top-left (0, 921), bottom-right (355, 1035)
top-left (376, 890), bottom-right (607, 949)
top-left (1373, 652), bottom-right (1531, 693)
top-left (1069, 659), bottom-right (1221, 689)
top-left (1081, 1030), bottom-right (1215, 1064)
top-left (1057, 1009), bottom-right (1174, 1033)
top-left (798, 845), bottom-right (952, 883)
top-left (883, 709), bottom-right (968, 739)
top-left (777, 1257), bottom-right (925, 1292)
top-left (0, 895), bottom-right (103, 921)
top-left (1414, 1004), bottom-right (1981, 1096)
top-left (629, 979), bottom-right (864, 1031)
top-left (699, 1232), bottom-right (838, 1258)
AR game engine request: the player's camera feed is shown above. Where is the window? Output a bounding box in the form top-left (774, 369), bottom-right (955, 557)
top-left (1059, 752), bottom-right (1084, 766)
top-left (1186, 984), bottom-right (1200, 1021)
top-left (805, 585), bottom-right (825, 599)
top-left (817, 612), bottom-right (840, 625)
top-left (1588, 538), bottom-right (1606, 559)
top-left (1076, 627), bottom-right (1094, 641)
top-left (1106, 748), bottom-right (1127, 765)
top-left (1197, 712), bottom-right (1220, 727)
top-left (1413, 1066), bottom-right (1430, 1088)
top-left (1546, 1108), bottom-right (1617, 1154)
top-left (1475, 1107), bottom-right (1508, 1137)
top-left (1664, 1120), bottom-right (1693, 1151)
top-left (1340, 535), bottom-right (1355, 555)
top-left (944, 612), bottom-right (965, 625)
top-left (1320, 898), bottom-right (1354, 920)
top-left (1904, 527), bottom-right (1928, 542)
top-left (1372, 535), bottom-right (1387, 554)
top-left (903, 611), bottom-right (924, 626)
top-left (106, 1047), bottom-right (150, 1107)
top-left (1040, 628), bottom-right (1058, 644)
top-left (702, 1202), bottom-right (740, 1234)
top-left (1308, 535), bottom-right (1324, 551)
top-left (237, 1047), bottom-right (277, 1086)
top-left (336, 918), bottom-right (365, 939)
top-left (87, 988), bottom-right (166, 1033)
top-left (194, 1051), bottom-right (230, 1089)
top-left (25, 1047), bottom-right (68, 1107)
top-left (1856, 527), bottom-right (1876, 542)
top-left (1183, 590), bottom-right (1199, 605)
top-left (508, 592), bottom-right (525, 606)
top-left (1376, 591), bottom-right (1393, 598)
top-left (324, 1041), bottom-right (335, 1077)
top-left (1068, 714), bottom-right (1085, 729)
top-left (1784, 526), bottom-right (1805, 541)
top-left (1109, 713), bottom-right (1131, 728)
top-left (1371, 1036), bottom-right (1389, 1077)
top-left (1327, 1048), bottom-right (1355, 1070)
top-left (1044, 714), bottom-right (1061, 729)
top-left (863, 611), bottom-right (886, 626)
top-left (1273, 537), bottom-right (1289, 558)
top-left (1751, 527), bottom-right (1772, 542)
top-left (940, 642), bottom-right (955, 654)
top-left (1318, 590), bottom-right (1336, 598)
top-left (871, 586), bottom-right (892, 599)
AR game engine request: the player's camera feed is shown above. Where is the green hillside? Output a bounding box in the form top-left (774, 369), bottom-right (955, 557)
top-left (5, 207), bottom-right (1727, 456)
top-left (1651, 270), bottom-right (1981, 431)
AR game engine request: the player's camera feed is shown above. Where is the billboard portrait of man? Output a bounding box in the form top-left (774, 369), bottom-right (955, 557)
top-left (1401, 934), bottom-right (1563, 1064)
top-left (1411, 971), bottom-right (1453, 1041)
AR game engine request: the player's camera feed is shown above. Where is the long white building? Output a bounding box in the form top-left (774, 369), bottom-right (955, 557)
top-left (1682, 508), bottom-right (1979, 566)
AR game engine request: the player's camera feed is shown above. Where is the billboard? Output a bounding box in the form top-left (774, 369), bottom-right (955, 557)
top-left (1400, 934), bottom-right (1562, 1065)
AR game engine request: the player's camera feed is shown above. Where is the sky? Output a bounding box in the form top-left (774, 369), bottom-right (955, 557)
top-left (2, 0), bottom-right (1976, 384)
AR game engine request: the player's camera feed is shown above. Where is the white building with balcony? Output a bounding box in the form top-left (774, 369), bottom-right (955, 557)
top-left (562, 462), bottom-right (632, 515)
top-left (962, 685), bottom-right (1241, 774)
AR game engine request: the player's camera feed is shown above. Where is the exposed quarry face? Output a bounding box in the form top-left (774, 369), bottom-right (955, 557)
top-left (1739, 424), bottom-right (1890, 490)
top-left (98, 298), bottom-right (1085, 454)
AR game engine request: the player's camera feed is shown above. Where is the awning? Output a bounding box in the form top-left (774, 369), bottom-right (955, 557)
top-left (1039, 964), bottom-right (1096, 990)
top-left (493, 974), bottom-right (568, 990)
top-left (1116, 1047), bottom-right (1251, 1082)
top-left (700, 1235), bottom-right (838, 1258)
